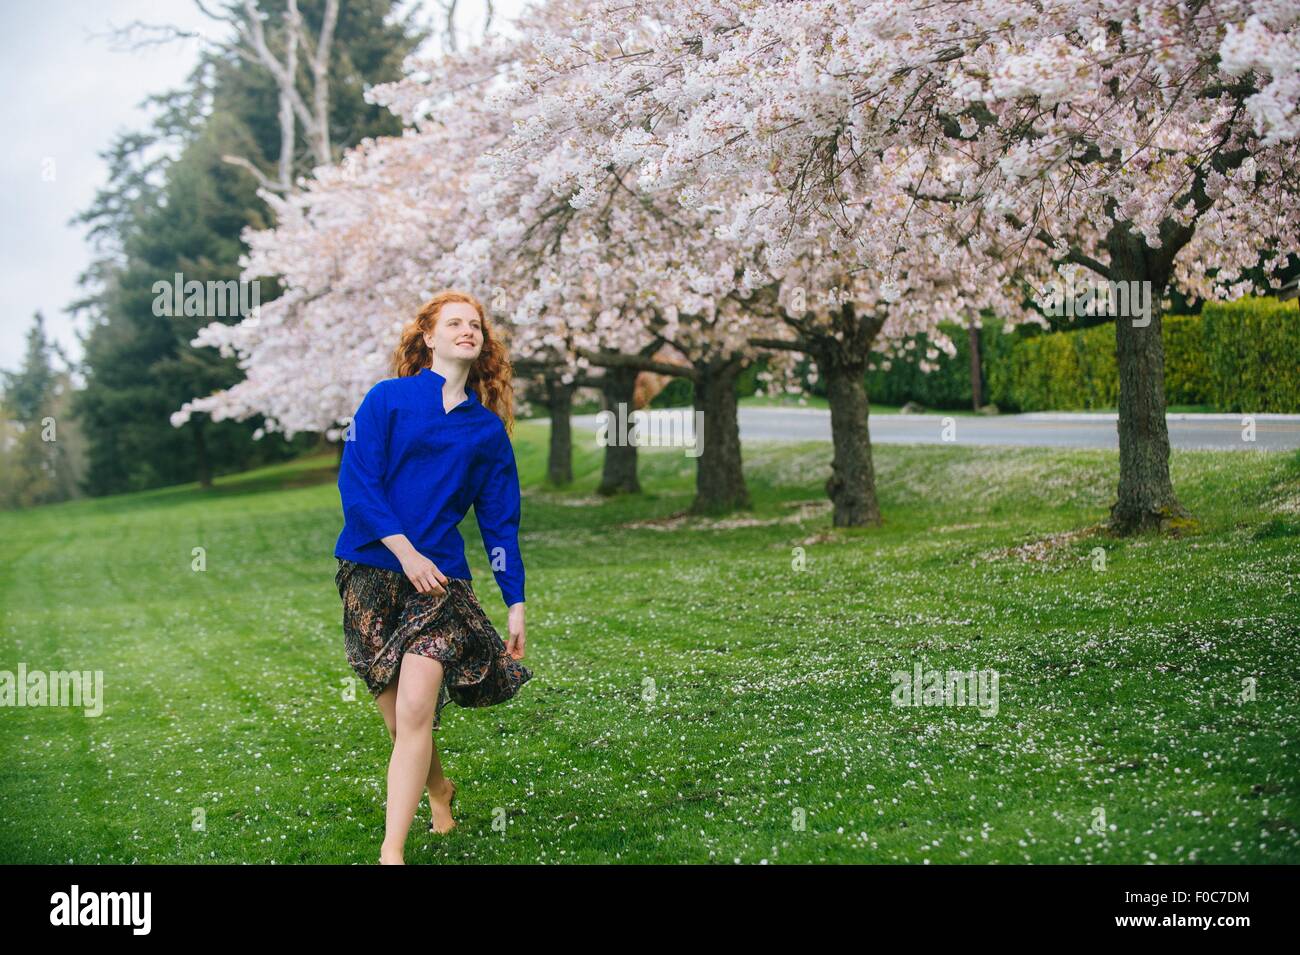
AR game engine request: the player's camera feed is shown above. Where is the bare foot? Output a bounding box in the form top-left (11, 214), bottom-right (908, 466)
top-left (380, 839), bottom-right (405, 864)
top-left (429, 778), bottom-right (457, 835)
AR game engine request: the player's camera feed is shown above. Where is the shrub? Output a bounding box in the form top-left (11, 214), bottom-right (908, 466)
top-left (864, 322), bottom-right (1005, 409)
top-left (1200, 297), bottom-right (1300, 412)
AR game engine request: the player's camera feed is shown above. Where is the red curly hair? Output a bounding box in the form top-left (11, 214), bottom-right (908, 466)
top-left (391, 289), bottom-right (515, 435)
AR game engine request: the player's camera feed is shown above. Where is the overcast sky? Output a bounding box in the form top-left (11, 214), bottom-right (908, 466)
top-left (0, 1), bottom-right (223, 373)
top-left (0, 0), bottom-right (516, 377)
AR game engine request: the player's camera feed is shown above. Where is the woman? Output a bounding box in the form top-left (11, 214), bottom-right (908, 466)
top-left (333, 289), bottom-right (532, 865)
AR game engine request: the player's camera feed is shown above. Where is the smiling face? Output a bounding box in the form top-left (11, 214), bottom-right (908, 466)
top-left (423, 300), bottom-right (484, 364)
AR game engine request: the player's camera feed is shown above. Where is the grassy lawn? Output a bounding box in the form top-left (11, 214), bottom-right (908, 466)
top-left (738, 393), bottom-right (835, 411)
top-left (1, 423), bottom-right (1297, 864)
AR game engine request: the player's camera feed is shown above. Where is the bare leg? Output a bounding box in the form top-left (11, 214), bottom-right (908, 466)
top-left (375, 677), bottom-right (456, 830)
top-left (379, 654), bottom-right (445, 864)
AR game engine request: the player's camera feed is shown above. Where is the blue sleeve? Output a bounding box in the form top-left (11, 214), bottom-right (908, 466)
top-left (474, 427), bottom-right (525, 607)
top-left (338, 383), bottom-right (405, 548)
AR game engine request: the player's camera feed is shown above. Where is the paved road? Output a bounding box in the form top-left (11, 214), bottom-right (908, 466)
top-left (571, 408), bottom-right (1300, 451)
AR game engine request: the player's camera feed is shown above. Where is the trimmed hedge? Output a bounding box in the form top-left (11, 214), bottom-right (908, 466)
top-left (986, 322), bottom-right (1118, 412)
top-left (1200, 297), bottom-right (1300, 413)
top-left (1163, 314), bottom-right (1212, 406)
top-left (865, 298), bottom-right (1297, 413)
top-left (982, 316), bottom-right (1212, 411)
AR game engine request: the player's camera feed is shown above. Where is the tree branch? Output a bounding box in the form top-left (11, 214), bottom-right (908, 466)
top-left (747, 336), bottom-right (808, 353)
top-left (576, 348), bottom-right (698, 380)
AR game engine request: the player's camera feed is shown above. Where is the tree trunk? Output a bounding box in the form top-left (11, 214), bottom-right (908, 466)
top-left (545, 378), bottom-right (574, 487)
top-left (597, 366), bottom-right (640, 496)
top-left (820, 355), bottom-right (881, 526)
top-left (1107, 237), bottom-right (1190, 533)
top-left (969, 324), bottom-right (984, 411)
top-left (690, 357), bottom-right (749, 515)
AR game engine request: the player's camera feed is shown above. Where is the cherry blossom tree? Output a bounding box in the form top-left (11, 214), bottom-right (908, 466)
top-left (742, 189), bottom-right (1029, 525)
top-left (886, 0), bottom-right (1300, 532)
top-left (497, 0), bottom-right (1300, 533)
top-left (471, 2), bottom-right (1031, 525)
top-left (401, 5), bottom-right (803, 515)
top-left (453, 161), bottom-right (797, 515)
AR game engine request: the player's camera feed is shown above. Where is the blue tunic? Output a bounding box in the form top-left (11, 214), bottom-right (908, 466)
top-left (334, 366), bottom-right (525, 607)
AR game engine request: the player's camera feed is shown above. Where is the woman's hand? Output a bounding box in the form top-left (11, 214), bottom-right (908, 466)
top-left (506, 602), bottom-right (526, 660)
top-left (399, 550), bottom-right (448, 597)
top-left (384, 535), bottom-right (448, 596)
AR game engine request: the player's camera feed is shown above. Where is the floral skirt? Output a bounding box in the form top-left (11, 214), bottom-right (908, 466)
top-left (334, 557), bottom-right (533, 731)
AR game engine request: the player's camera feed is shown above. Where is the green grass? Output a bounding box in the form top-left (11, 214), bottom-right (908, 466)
top-left (739, 392), bottom-right (834, 411)
top-left (1, 424), bottom-right (1297, 864)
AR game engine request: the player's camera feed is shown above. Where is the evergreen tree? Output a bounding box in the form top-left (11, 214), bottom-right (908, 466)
top-left (69, 0), bottom-right (427, 495)
top-left (0, 314), bottom-right (82, 508)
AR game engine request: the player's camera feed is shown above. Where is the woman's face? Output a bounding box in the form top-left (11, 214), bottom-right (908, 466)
top-left (425, 301), bottom-right (484, 363)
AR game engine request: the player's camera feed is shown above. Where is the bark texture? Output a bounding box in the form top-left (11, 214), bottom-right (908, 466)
top-left (545, 377), bottom-right (575, 487)
top-left (804, 305), bottom-right (885, 527)
top-left (1106, 232), bottom-right (1191, 533)
top-left (597, 366), bottom-right (641, 496)
top-left (689, 356), bottom-right (750, 515)
top-left (820, 356), bottom-right (881, 527)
